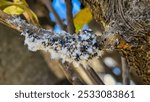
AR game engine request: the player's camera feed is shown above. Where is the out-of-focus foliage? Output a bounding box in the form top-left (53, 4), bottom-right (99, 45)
top-left (0, 0), bottom-right (12, 7)
top-left (14, 0), bottom-right (28, 6)
top-left (73, 7), bottom-right (92, 32)
top-left (50, 0), bottom-right (81, 32)
top-left (49, 0), bottom-right (92, 33)
top-left (0, 0), bottom-right (39, 25)
top-left (3, 5), bottom-right (24, 15)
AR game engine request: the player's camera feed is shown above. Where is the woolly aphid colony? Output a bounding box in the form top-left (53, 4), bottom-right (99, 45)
top-left (7, 16), bottom-right (102, 63)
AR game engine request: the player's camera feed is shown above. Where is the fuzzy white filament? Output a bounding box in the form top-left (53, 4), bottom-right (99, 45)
top-left (6, 16), bottom-right (101, 62)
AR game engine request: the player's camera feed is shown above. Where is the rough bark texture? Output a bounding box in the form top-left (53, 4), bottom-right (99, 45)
top-left (81, 0), bottom-right (150, 84)
top-left (82, 0), bottom-right (150, 34)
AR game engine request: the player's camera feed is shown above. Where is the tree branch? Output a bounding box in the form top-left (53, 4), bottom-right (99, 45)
top-left (0, 14), bottom-right (100, 62)
top-left (0, 10), bottom-right (105, 85)
top-left (85, 65), bottom-right (105, 85)
top-left (65, 0), bottom-right (75, 34)
top-left (60, 62), bottom-right (85, 85)
top-left (121, 57), bottom-right (130, 85)
top-left (40, 0), bottom-right (66, 30)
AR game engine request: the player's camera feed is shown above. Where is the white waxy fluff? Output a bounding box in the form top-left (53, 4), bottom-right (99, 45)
top-left (7, 16), bottom-right (102, 63)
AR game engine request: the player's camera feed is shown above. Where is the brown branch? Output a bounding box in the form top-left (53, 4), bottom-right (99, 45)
top-left (0, 10), bottom-right (66, 81)
top-left (121, 57), bottom-right (130, 85)
top-left (86, 65), bottom-right (105, 85)
top-left (80, 64), bottom-right (105, 85)
top-left (40, 0), bottom-right (66, 31)
top-left (0, 10), bottom-right (22, 32)
top-left (0, 10), bottom-right (10, 20)
top-left (60, 62), bottom-right (85, 85)
top-left (0, 10), bottom-right (81, 84)
top-left (65, 0), bottom-right (75, 34)
top-left (0, 9), bottom-right (104, 85)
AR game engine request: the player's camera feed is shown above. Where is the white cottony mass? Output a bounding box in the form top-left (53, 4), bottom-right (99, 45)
top-left (6, 16), bottom-right (102, 63)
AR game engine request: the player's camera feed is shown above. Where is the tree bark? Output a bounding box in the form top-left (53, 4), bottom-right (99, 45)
top-left (81, 0), bottom-right (150, 84)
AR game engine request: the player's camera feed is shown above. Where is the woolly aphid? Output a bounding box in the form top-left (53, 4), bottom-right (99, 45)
top-left (6, 16), bottom-right (101, 63)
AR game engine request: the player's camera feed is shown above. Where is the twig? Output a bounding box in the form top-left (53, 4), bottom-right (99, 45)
top-left (0, 10), bottom-right (22, 32)
top-left (80, 64), bottom-right (105, 85)
top-left (60, 62), bottom-right (85, 85)
top-left (65, 0), bottom-right (75, 34)
top-left (86, 65), bottom-right (105, 85)
top-left (121, 57), bottom-right (130, 85)
top-left (40, 0), bottom-right (66, 30)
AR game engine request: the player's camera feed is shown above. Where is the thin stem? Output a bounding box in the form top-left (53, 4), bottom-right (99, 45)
top-left (121, 57), bottom-right (130, 85)
top-left (65, 0), bottom-right (75, 34)
top-left (41, 0), bottom-right (66, 30)
top-left (60, 62), bottom-right (85, 85)
top-left (86, 65), bottom-right (105, 85)
top-left (80, 64), bottom-right (105, 85)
